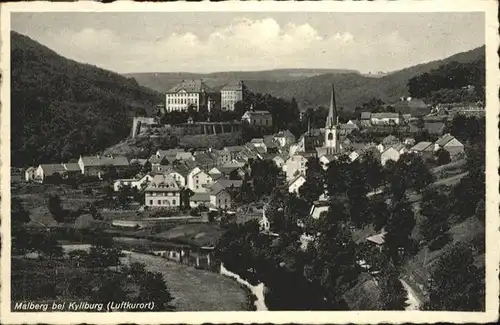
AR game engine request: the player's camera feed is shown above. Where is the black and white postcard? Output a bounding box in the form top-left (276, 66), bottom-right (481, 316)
top-left (0, 0), bottom-right (498, 324)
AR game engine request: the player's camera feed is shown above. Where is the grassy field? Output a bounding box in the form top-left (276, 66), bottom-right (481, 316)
top-left (152, 223), bottom-right (225, 247)
top-left (123, 251), bottom-right (250, 311)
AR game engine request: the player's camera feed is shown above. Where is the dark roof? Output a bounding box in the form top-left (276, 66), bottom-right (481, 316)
top-left (145, 175), bottom-right (181, 192)
top-left (191, 193), bottom-right (211, 201)
top-left (221, 80), bottom-right (244, 92)
top-left (424, 122), bottom-right (446, 135)
top-left (225, 146), bottom-right (245, 153)
top-left (80, 155), bottom-right (129, 167)
top-left (194, 152), bottom-right (216, 166)
top-left (435, 133), bottom-right (456, 146)
top-left (39, 164), bottom-right (66, 175)
top-left (275, 130), bottom-right (295, 138)
top-left (361, 112), bottom-right (372, 119)
top-left (167, 79), bottom-right (216, 94)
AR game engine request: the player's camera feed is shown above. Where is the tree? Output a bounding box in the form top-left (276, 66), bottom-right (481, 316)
top-left (419, 189), bottom-right (450, 250)
top-left (48, 194), bottom-right (64, 223)
top-left (304, 197), bottom-right (360, 308)
top-left (384, 195), bottom-right (416, 264)
top-left (87, 230), bottom-right (121, 268)
top-left (137, 271), bottom-right (174, 311)
top-left (298, 157), bottom-right (325, 205)
top-left (424, 243), bottom-right (484, 311)
top-left (378, 266), bottom-right (408, 310)
top-left (435, 148), bottom-right (451, 166)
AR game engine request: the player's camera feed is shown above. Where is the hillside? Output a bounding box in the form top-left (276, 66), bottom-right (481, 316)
top-left (10, 31), bottom-right (163, 167)
top-left (128, 46), bottom-right (484, 110)
top-left (126, 68), bottom-right (360, 93)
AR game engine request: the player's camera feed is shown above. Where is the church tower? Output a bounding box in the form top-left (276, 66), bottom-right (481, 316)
top-left (324, 84), bottom-right (340, 154)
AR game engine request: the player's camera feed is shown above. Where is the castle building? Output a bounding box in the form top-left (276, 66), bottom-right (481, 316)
top-left (165, 79), bottom-right (218, 112)
top-left (221, 80), bottom-right (244, 111)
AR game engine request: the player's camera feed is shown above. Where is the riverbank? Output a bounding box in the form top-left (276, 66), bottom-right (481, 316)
top-left (61, 245), bottom-right (250, 311)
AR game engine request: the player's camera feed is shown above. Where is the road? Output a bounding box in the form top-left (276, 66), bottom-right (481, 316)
top-left (400, 279), bottom-right (423, 310)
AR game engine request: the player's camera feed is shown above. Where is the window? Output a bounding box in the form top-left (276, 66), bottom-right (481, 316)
top-left (172, 199), bottom-right (176, 205)
top-left (149, 200), bottom-right (153, 205)
top-left (328, 132), bottom-right (334, 140)
top-left (157, 200), bottom-right (161, 205)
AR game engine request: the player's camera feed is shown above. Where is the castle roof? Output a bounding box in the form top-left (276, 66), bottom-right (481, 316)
top-left (221, 80), bottom-right (244, 92)
top-left (167, 79), bottom-right (216, 94)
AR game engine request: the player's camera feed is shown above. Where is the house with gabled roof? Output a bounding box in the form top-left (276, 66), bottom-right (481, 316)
top-left (189, 192), bottom-right (211, 208)
top-left (63, 163), bottom-right (82, 178)
top-left (25, 167), bottom-right (36, 182)
top-left (380, 147), bottom-right (401, 166)
top-left (35, 164), bottom-right (67, 182)
top-left (434, 133), bottom-right (464, 158)
top-left (241, 110), bottom-right (273, 127)
top-left (288, 174), bottom-right (306, 194)
top-left (191, 169), bottom-right (213, 192)
top-left (273, 130), bottom-right (296, 147)
top-left (144, 174), bottom-right (181, 209)
top-left (78, 155), bottom-right (129, 178)
top-left (409, 141), bottom-right (435, 160)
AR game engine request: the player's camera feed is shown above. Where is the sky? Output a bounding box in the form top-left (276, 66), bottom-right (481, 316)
top-left (11, 12), bottom-right (485, 74)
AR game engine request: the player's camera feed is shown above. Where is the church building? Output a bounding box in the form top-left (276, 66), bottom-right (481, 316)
top-left (292, 84), bottom-right (345, 157)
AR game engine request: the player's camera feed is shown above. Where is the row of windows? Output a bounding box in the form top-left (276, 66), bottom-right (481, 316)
top-left (167, 98), bottom-right (199, 105)
top-left (169, 93), bottom-right (198, 97)
top-left (146, 192), bottom-right (179, 197)
top-left (148, 199), bottom-right (177, 206)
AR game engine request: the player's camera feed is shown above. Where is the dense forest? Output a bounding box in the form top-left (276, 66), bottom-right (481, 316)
top-left (407, 58), bottom-right (485, 104)
top-left (11, 32), bottom-right (162, 166)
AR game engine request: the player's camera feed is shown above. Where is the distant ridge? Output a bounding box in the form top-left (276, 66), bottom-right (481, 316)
top-left (127, 46), bottom-right (484, 110)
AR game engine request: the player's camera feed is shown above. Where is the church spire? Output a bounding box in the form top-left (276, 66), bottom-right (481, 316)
top-left (326, 83), bottom-right (338, 129)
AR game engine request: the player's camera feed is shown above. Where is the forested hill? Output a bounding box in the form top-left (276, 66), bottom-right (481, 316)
top-left (128, 46), bottom-right (484, 111)
top-left (242, 46), bottom-right (485, 110)
top-left (11, 32), bottom-right (163, 167)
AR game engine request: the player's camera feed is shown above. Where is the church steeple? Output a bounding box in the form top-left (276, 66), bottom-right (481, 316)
top-left (326, 83), bottom-right (338, 129)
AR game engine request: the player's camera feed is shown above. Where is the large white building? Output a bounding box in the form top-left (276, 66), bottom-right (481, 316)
top-left (165, 79), bottom-right (217, 112)
top-left (221, 80), bottom-right (244, 111)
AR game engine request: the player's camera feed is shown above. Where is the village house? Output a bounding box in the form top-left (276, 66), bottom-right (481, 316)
top-left (288, 174), bottom-right (306, 194)
top-left (360, 112), bottom-right (372, 127)
top-left (63, 163), bottom-right (82, 178)
top-left (381, 135), bottom-right (400, 146)
top-left (113, 174), bottom-right (153, 192)
top-left (241, 110), bottom-right (273, 127)
top-left (310, 200), bottom-right (330, 220)
top-left (144, 174), bottom-right (181, 209)
top-left (434, 133), bottom-right (465, 158)
top-left (410, 141), bottom-right (436, 160)
top-left (35, 164), bottom-right (67, 182)
top-left (193, 152), bottom-right (217, 170)
top-left (319, 154), bottom-right (336, 170)
top-left (369, 112), bottom-right (401, 125)
top-left (78, 155), bottom-right (129, 178)
top-left (213, 148), bottom-right (231, 166)
top-left (191, 169), bottom-right (213, 192)
top-left (24, 167), bottom-right (36, 182)
top-left (189, 192), bottom-right (211, 208)
top-left (380, 147), bottom-right (401, 166)
top-left (285, 154), bottom-right (308, 181)
top-left (273, 130), bottom-right (296, 147)
top-left (224, 146), bottom-right (246, 160)
top-left (209, 183), bottom-right (233, 210)
top-left (366, 230), bottom-right (387, 252)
